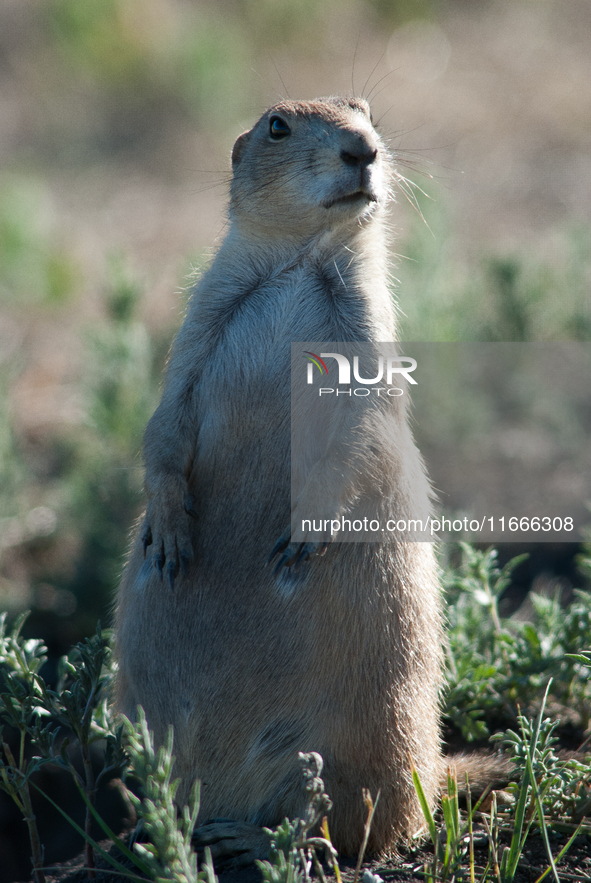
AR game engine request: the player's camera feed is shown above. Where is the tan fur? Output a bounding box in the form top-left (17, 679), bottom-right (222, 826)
top-left (444, 752), bottom-right (515, 797)
top-left (114, 97), bottom-right (443, 855)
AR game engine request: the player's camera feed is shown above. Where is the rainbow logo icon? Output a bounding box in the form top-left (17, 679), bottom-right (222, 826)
top-left (303, 351), bottom-right (328, 375)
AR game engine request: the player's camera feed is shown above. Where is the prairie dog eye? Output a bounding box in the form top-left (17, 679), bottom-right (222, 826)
top-left (269, 115), bottom-right (291, 140)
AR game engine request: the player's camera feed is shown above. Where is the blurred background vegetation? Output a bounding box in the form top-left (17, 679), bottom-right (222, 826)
top-left (1, 0), bottom-right (590, 675)
top-left (0, 0), bottom-right (590, 878)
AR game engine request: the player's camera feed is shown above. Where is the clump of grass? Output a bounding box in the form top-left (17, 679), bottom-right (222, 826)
top-left (412, 763), bottom-right (479, 883)
top-left (415, 685), bottom-right (589, 882)
top-left (487, 686), bottom-right (587, 883)
top-left (444, 543), bottom-right (591, 741)
top-left (414, 541), bottom-right (591, 881)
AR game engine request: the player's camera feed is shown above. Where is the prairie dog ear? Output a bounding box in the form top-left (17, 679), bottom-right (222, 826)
top-left (231, 130), bottom-right (252, 166)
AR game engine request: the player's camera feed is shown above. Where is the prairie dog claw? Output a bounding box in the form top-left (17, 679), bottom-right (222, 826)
top-left (142, 486), bottom-right (196, 586)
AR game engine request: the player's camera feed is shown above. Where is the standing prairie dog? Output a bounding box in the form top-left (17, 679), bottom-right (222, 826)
top-left (115, 97), bottom-right (443, 856)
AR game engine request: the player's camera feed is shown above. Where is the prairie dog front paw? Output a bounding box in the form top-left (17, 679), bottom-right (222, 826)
top-left (268, 525), bottom-right (329, 573)
top-left (141, 480), bottom-right (196, 589)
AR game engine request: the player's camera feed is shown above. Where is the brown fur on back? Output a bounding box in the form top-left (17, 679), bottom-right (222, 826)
top-left (114, 97), bottom-right (443, 855)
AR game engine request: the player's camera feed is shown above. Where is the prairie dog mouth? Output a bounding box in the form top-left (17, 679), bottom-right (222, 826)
top-left (323, 190), bottom-right (377, 209)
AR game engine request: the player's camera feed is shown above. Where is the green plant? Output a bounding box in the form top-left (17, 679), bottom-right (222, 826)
top-left (0, 256), bottom-right (167, 635)
top-left (0, 611), bottom-right (226, 881)
top-left (414, 686), bottom-right (589, 883)
top-left (59, 262), bottom-right (163, 625)
top-left (32, 623), bottom-right (126, 875)
top-left (443, 545), bottom-right (528, 740)
top-left (496, 709), bottom-right (591, 829)
top-left (443, 543), bottom-right (591, 741)
top-left (257, 752), bottom-right (339, 883)
top-left (487, 686), bottom-right (586, 883)
top-left (0, 612), bottom-right (130, 880)
top-left (120, 707), bottom-right (206, 883)
top-left (413, 763), bottom-right (480, 883)
top-left (0, 612), bottom-right (51, 883)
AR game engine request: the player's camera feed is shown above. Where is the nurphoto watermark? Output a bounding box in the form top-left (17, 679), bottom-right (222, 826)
top-left (291, 342), bottom-right (591, 542)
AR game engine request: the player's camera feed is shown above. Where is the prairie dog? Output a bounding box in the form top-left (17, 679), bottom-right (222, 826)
top-left (115, 97), bottom-right (443, 855)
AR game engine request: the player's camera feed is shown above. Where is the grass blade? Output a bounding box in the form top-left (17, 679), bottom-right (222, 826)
top-left (70, 774), bottom-right (151, 875)
top-left (30, 781), bottom-right (147, 882)
top-left (410, 758), bottom-right (438, 847)
top-left (465, 774), bottom-right (475, 883)
top-left (321, 816), bottom-right (342, 883)
top-left (533, 822), bottom-right (585, 883)
top-left (352, 788), bottom-right (380, 883)
top-left (521, 684), bottom-right (561, 883)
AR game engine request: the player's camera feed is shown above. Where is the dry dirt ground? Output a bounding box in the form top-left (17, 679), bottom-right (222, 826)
top-left (36, 830), bottom-right (591, 883)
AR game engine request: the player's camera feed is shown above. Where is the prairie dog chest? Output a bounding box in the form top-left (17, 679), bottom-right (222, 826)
top-left (195, 260), bottom-right (363, 391)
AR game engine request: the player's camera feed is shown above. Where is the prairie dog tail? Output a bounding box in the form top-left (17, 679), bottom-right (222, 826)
top-left (442, 752), bottom-right (515, 796)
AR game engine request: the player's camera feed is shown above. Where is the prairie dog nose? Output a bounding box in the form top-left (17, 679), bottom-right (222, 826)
top-left (339, 131), bottom-right (378, 167)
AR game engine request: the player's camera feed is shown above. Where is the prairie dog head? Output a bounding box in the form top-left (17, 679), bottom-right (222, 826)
top-left (229, 97), bottom-right (389, 241)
